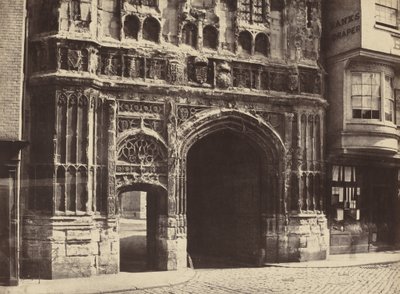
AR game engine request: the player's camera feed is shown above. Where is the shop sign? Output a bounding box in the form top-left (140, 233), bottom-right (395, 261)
top-left (330, 12), bottom-right (361, 42)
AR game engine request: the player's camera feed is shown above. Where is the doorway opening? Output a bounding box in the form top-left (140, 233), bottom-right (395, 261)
top-left (187, 130), bottom-right (266, 268)
top-left (119, 184), bottom-right (167, 272)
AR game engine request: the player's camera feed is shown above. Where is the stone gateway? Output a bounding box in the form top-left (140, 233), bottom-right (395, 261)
top-left (21, 0), bottom-right (328, 279)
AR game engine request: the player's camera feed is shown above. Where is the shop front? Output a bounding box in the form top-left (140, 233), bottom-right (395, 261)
top-left (329, 161), bottom-right (400, 254)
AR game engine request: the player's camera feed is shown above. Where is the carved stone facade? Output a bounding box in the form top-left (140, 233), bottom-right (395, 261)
top-left (22, 0), bottom-right (327, 279)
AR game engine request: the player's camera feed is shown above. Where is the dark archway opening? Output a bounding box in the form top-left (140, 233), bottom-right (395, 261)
top-left (203, 25), bottom-right (218, 50)
top-left (124, 15), bottom-right (140, 39)
top-left (238, 31), bottom-right (252, 54)
top-left (182, 23), bottom-right (198, 48)
top-left (187, 130), bottom-right (265, 268)
top-left (143, 17), bottom-right (160, 43)
top-left (255, 33), bottom-right (270, 57)
top-left (118, 184), bottom-right (167, 272)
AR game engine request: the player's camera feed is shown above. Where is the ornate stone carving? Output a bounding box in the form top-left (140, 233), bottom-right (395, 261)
top-left (101, 54), bottom-right (122, 76)
top-left (177, 105), bottom-right (208, 124)
top-left (216, 62), bottom-right (232, 89)
top-left (146, 59), bottom-right (167, 80)
top-left (116, 173), bottom-right (166, 190)
top-left (168, 60), bottom-right (186, 85)
top-left (300, 68), bottom-right (320, 94)
top-left (288, 68), bottom-right (299, 93)
top-left (127, 0), bottom-right (157, 7)
top-left (118, 101), bottom-right (164, 114)
top-left (118, 134), bottom-right (166, 165)
top-left (118, 118), bottom-right (141, 133)
top-left (88, 48), bottom-right (98, 74)
top-left (117, 117), bottom-right (164, 136)
top-left (288, 0), bottom-right (321, 61)
top-left (193, 56), bottom-right (209, 84)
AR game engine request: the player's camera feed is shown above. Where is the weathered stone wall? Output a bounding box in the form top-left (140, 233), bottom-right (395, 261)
top-left (21, 216), bottom-right (118, 279)
top-left (23, 0), bottom-right (327, 279)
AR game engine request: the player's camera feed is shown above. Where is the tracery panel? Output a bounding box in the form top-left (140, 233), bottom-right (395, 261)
top-left (118, 134), bottom-right (166, 165)
top-left (53, 89), bottom-right (105, 214)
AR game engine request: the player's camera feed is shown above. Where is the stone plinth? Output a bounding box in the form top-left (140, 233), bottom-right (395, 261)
top-left (282, 214), bottom-right (329, 262)
top-left (21, 215), bottom-right (118, 279)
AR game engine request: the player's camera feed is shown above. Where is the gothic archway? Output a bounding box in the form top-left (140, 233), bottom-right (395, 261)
top-left (115, 131), bottom-right (168, 271)
top-left (175, 109), bottom-right (286, 267)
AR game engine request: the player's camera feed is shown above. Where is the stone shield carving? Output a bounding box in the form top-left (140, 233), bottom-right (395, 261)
top-left (194, 56), bottom-right (209, 84)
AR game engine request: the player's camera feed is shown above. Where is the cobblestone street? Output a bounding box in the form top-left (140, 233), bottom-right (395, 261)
top-left (129, 263), bottom-right (400, 294)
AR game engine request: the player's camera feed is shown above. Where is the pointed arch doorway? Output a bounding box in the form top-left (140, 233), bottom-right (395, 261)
top-left (186, 130), bottom-right (269, 267)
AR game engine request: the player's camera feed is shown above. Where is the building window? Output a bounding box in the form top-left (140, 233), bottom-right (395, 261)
top-left (142, 17), bottom-right (160, 42)
top-left (351, 72), bottom-right (381, 119)
top-left (255, 33), bottom-right (270, 56)
top-left (71, 0), bottom-right (81, 21)
top-left (129, 0), bottom-right (157, 7)
top-left (376, 0), bottom-right (398, 28)
top-left (182, 23), bottom-right (198, 48)
top-left (238, 31), bottom-right (252, 54)
top-left (124, 15), bottom-right (140, 39)
top-left (239, 0), bottom-right (268, 24)
top-left (384, 76), bottom-right (395, 121)
top-left (203, 25), bottom-right (218, 49)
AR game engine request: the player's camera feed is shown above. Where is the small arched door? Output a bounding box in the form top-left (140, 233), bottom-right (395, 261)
top-left (118, 183), bottom-right (167, 272)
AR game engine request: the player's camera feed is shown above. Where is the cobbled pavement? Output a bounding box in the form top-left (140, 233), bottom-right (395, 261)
top-left (126, 263), bottom-right (400, 294)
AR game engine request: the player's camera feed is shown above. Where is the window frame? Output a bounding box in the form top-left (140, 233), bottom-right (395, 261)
top-left (384, 75), bottom-right (395, 122)
top-left (375, 0), bottom-right (398, 29)
top-left (349, 71), bottom-right (396, 124)
top-left (350, 72), bottom-right (381, 120)
top-left (239, 0), bottom-right (268, 24)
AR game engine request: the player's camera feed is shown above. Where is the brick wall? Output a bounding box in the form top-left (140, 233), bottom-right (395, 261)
top-left (0, 1), bottom-right (26, 141)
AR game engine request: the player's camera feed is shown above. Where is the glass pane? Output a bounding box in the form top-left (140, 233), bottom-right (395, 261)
top-left (352, 95), bottom-right (362, 107)
top-left (376, 4), bottom-right (397, 26)
top-left (385, 98), bottom-right (391, 112)
top-left (372, 97), bottom-right (380, 110)
top-left (352, 85), bottom-right (362, 95)
top-left (372, 85), bottom-right (380, 97)
top-left (372, 110), bottom-right (380, 119)
top-left (353, 109), bottom-right (362, 118)
top-left (362, 110), bottom-right (372, 119)
top-left (362, 84), bottom-right (372, 96)
top-left (385, 76), bottom-right (394, 99)
top-left (352, 73), bottom-right (362, 84)
top-left (363, 96), bottom-right (372, 108)
top-left (385, 99), bottom-right (394, 121)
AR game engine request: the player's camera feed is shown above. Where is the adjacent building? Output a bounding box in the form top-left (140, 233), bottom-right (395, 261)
top-left (0, 0), bottom-right (27, 286)
top-left (325, 0), bottom-right (400, 254)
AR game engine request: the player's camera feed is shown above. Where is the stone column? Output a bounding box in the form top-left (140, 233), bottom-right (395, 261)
top-left (155, 100), bottom-right (187, 271)
top-left (106, 99), bottom-right (117, 216)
